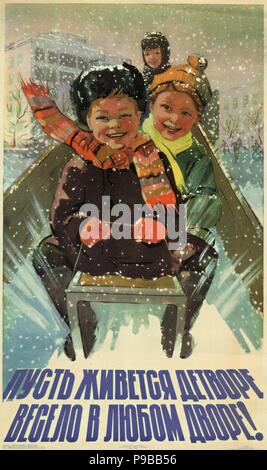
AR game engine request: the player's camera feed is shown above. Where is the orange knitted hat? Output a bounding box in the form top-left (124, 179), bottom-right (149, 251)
top-left (150, 55), bottom-right (212, 115)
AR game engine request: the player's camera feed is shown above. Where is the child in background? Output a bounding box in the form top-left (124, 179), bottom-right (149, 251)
top-left (141, 31), bottom-right (171, 119)
top-left (141, 31), bottom-right (171, 88)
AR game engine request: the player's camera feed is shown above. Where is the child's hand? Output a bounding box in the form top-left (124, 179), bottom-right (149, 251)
top-left (21, 80), bottom-right (56, 111)
top-left (134, 218), bottom-right (167, 244)
top-left (79, 218), bottom-right (111, 247)
top-left (101, 156), bottom-right (117, 170)
top-left (110, 150), bottom-right (133, 169)
top-left (21, 80), bottom-right (49, 98)
top-left (100, 149), bottom-right (133, 170)
top-left (95, 147), bottom-right (133, 170)
top-left (171, 243), bottom-right (197, 263)
top-left (170, 243), bottom-right (198, 275)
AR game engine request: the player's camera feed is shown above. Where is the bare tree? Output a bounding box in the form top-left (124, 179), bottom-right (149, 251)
top-left (247, 104), bottom-right (263, 146)
top-left (5, 87), bottom-right (32, 148)
top-left (221, 114), bottom-right (240, 147)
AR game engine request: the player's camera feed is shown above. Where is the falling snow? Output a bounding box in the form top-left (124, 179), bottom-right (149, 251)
top-left (3, 4), bottom-right (263, 382)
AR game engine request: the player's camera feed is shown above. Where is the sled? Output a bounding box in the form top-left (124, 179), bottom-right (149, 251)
top-left (4, 128), bottom-right (263, 319)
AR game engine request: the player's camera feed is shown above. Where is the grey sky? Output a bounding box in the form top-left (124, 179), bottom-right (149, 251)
top-left (5, 3), bottom-right (263, 92)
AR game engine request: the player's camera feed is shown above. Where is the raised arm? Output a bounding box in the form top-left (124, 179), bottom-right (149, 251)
top-left (21, 80), bottom-right (102, 164)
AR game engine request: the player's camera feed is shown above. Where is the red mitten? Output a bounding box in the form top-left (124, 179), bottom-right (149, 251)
top-left (80, 218), bottom-right (111, 247)
top-left (110, 148), bottom-right (134, 169)
top-left (100, 149), bottom-right (133, 170)
top-left (21, 80), bottom-right (56, 112)
top-left (21, 79), bottom-right (49, 99)
top-left (134, 218), bottom-right (167, 244)
top-left (101, 156), bottom-right (117, 170)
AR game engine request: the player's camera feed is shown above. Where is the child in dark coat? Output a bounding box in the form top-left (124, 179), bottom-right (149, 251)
top-left (22, 64), bottom-right (183, 360)
top-left (23, 61), bottom-right (218, 360)
top-left (140, 31), bottom-right (171, 119)
top-left (141, 31), bottom-right (171, 88)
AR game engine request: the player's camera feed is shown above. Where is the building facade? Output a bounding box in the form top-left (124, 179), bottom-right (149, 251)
top-left (5, 32), bottom-right (130, 147)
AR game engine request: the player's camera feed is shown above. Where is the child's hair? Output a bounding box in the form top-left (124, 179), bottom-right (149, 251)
top-left (71, 62), bottom-right (146, 126)
top-left (141, 32), bottom-right (170, 67)
top-left (150, 55), bottom-right (212, 116)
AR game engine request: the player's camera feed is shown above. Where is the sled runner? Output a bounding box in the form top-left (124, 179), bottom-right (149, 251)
top-left (66, 272), bottom-right (186, 359)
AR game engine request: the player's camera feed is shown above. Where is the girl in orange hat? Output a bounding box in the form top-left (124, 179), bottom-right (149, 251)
top-left (142, 55), bottom-right (222, 358)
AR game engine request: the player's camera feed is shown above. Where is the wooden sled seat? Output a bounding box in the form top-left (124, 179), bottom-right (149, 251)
top-left (66, 272), bottom-right (186, 359)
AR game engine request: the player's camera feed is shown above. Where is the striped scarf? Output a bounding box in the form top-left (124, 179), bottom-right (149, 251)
top-left (22, 80), bottom-right (177, 207)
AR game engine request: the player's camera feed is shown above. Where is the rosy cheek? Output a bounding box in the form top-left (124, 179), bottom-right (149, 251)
top-left (154, 120), bottom-right (164, 131)
top-left (128, 120), bottom-right (138, 132)
top-left (100, 126), bottom-right (109, 134)
top-left (126, 119), bottom-right (134, 128)
top-left (180, 118), bottom-right (190, 127)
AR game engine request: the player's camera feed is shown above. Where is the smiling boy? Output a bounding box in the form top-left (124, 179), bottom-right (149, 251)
top-left (22, 63), bottom-right (181, 360)
top-left (151, 91), bottom-right (199, 140)
top-left (142, 55), bottom-right (222, 358)
top-left (141, 32), bottom-right (171, 88)
top-left (143, 55), bottom-right (221, 236)
top-left (23, 60), bottom-right (220, 360)
top-left (87, 92), bottom-right (141, 150)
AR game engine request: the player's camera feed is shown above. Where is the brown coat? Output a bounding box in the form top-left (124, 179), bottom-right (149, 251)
top-left (48, 153), bottom-right (182, 278)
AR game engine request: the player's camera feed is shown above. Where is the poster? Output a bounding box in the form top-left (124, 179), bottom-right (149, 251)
top-left (0, 0), bottom-right (266, 453)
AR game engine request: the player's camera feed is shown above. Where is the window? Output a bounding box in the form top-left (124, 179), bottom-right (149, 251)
top-left (233, 97), bottom-right (238, 109)
top-left (48, 51), bottom-right (58, 64)
top-left (243, 95), bottom-right (249, 107)
top-left (34, 66), bottom-right (46, 81)
top-left (34, 66), bottom-right (57, 82)
top-left (47, 68), bottom-right (57, 82)
top-left (78, 56), bottom-right (88, 69)
top-left (59, 53), bottom-right (76, 68)
top-left (60, 71), bottom-right (75, 84)
top-left (35, 47), bottom-right (45, 62)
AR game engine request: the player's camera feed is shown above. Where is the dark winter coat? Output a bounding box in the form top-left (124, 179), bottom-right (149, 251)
top-left (141, 32), bottom-right (171, 88)
top-left (48, 153), bottom-right (183, 278)
top-left (142, 62), bottom-right (171, 89)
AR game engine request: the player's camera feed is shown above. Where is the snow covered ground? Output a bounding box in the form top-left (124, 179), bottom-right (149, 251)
top-left (3, 143), bottom-right (52, 190)
top-left (3, 145), bottom-right (263, 387)
top-left (3, 230), bottom-right (262, 390)
top-left (47, 299), bottom-right (244, 372)
top-left (218, 148), bottom-right (263, 224)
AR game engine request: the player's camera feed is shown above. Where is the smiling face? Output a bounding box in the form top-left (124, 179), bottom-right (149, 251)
top-left (143, 47), bottom-right (162, 69)
top-left (87, 94), bottom-right (141, 150)
top-left (151, 90), bottom-right (199, 140)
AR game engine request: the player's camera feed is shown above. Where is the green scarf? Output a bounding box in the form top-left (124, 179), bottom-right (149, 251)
top-left (142, 114), bottom-right (193, 192)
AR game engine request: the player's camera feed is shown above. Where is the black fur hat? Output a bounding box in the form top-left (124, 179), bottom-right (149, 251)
top-left (141, 32), bottom-right (170, 66)
top-left (71, 62), bottom-right (147, 125)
